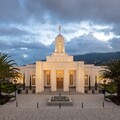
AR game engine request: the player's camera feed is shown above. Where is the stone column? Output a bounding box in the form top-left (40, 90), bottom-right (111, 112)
top-left (25, 68), bottom-right (29, 86)
top-left (36, 62), bottom-right (44, 93)
top-left (64, 68), bottom-right (69, 91)
top-left (51, 68), bottom-right (56, 91)
top-left (91, 67), bottom-right (95, 86)
top-left (76, 62), bottom-right (84, 93)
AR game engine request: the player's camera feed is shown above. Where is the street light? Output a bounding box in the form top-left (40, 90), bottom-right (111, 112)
top-left (14, 80), bottom-right (17, 100)
top-left (103, 80), bottom-right (106, 100)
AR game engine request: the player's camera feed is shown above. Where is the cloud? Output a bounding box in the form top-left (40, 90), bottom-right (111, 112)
top-left (0, 0), bottom-right (120, 25)
top-left (1, 33), bottom-right (119, 65)
top-left (0, 0), bottom-right (120, 36)
top-left (40, 0), bottom-right (120, 24)
top-left (0, 0), bottom-right (48, 24)
top-left (0, 0), bottom-right (25, 23)
top-left (0, 27), bottom-right (29, 36)
top-left (0, 39), bottom-right (49, 65)
top-left (109, 38), bottom-right (120, 51)
top-left (0, 0), bottom-right (120, 65)
top-left (66, 34), bottom-right (112, 54)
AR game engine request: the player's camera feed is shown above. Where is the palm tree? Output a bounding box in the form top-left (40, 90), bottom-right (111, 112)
top-left (99, 59), bottom-right (120, 101)
top-left (0, 52), bottom-right (22, 97)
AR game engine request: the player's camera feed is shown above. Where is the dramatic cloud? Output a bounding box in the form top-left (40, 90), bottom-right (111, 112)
top-left (0, 27), bottom-right (29, 36)
top-left (109, 38), bottom-right (120, 51)
top-left (40, 0), bottom-right (120, 23)
top-left (0, 0), bottom-right (120, 65)
top-left (66, 34), bottom-right (112, 54)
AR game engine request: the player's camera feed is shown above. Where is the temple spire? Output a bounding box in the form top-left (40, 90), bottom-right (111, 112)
top-left (58, 25), bottom-right (61, 35)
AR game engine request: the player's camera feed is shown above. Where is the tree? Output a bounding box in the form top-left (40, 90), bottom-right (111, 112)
top-left (0, 52), bottom-right (22, 97)
top-left (99, 59), bottom-right (120, 101)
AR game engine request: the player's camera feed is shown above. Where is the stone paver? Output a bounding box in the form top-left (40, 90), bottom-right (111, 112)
top-left (0, 94), bottom-right (119, 120)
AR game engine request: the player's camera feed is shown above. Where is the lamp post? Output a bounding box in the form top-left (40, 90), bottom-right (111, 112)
top-left (14, 80), bottom-right (17, 100)
top-left (103, 80), bottom-right (106, 100)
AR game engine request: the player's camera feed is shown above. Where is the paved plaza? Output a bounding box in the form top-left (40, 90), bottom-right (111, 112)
top-left (0, 94), bottom-right (120, 120)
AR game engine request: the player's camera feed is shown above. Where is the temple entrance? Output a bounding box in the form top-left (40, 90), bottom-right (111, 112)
top-left (57, 78), bottom-right (63, 89)
top-left (56, 70), bottom-right (64, 89)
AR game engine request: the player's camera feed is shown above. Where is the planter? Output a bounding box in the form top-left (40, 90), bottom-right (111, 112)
top-left (87, 90), bottom-right (93, 94)
top-left (94, 90), bottom-right (99, 94)
top-left (21, 90), bottom-right (26, 94)
top-left (28, 90), bottom-right (33, 94)
top-left (17, 89), bottom-right (21, 94)
top-left (32, 89), bottom-right (35, 93)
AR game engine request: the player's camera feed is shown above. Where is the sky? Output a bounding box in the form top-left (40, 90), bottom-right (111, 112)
top-left (0, 0), bottom-right (120, 65)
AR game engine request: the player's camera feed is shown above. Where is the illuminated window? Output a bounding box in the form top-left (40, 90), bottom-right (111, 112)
top-left (85, 75), bottom-right (88, 85)
top-left (32, 75), bottom-right (35, 85)
top-left (70, 75), bottom-right (73, 85)
top-left (44, 70), bottom-right (51, 86)
top-left (47, 75), bottom-right (50, 85)
top-left (58, 41), bottom-right (62, 53)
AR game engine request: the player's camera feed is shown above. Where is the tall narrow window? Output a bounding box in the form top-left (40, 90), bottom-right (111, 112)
top-left (32, 75), bottom-right (35, 85)
top-left (47, 75), bottom-right (50, 85)
top-left (70, 75), bottom-right (73, 85)
top-left (85, 75), bottom-right (88, 85)
top-left (58, 41), bottom-right (62, 53)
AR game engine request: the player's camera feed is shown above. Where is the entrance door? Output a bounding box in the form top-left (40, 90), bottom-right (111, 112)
top-left (56, 70), bottom-right (63, 89)
top-left (57, 78), bottom-right (63, 89)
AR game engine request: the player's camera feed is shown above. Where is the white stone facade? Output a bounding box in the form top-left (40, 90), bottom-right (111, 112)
top-left (17, 33), bottom-right (103, 93)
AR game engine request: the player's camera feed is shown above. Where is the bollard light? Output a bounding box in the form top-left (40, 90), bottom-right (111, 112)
top-left (16, 101), bottom-right (18, 107)
top-left (37, 102), bottom-right (39, 109)
top-left (82, 102), bottom-right (83, 108)
top-left (103, 102), bottom-right (104, 108)
top-left (59, 103), bottom-right (61, 108)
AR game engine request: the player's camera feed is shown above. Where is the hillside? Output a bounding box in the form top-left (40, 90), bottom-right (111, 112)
top-left (73, 52), bottom-right (120, 65)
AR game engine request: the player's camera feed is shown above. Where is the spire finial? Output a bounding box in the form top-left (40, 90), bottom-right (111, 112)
top-left (58, 25), bottom-right (61, 35)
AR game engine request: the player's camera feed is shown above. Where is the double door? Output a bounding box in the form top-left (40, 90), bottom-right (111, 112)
top-left (57, 78), bottom-right (63, 89)
top-left (56, 70), bottom-right (64, 89)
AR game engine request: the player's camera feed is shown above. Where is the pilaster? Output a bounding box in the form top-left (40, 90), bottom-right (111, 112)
top-left (51, 68), bottom-right (56, 91)
top-left (76, 62), bottom-right (84, 93)
top-left (64, 68), bottom-right (69, 91)
top-left (36, 62), bottom-right (44, 93)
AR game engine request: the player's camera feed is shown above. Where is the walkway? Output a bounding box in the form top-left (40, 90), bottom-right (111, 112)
top-left (0, 94), bottom-right (119, 120)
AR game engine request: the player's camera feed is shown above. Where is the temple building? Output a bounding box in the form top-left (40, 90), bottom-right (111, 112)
top-left (18, 29), bottom-right (103, 93)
